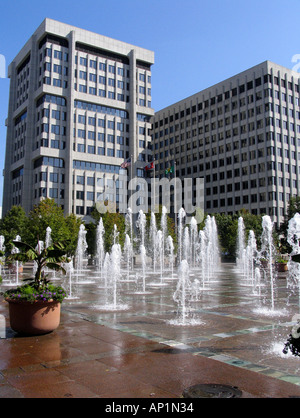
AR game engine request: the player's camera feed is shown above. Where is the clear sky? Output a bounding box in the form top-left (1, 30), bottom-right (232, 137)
top-left (0, 0), bottom-right (300, 205)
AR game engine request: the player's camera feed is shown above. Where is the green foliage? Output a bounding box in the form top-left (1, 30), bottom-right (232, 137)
top-left (213, 213), bottom-right (238, 258)
top-left (3, 283), bottom-right (67, 303)
top-left (0, 199), bottom-right (82, 257)
top-left (211, 210), bottom-right (265, 258)
top-left (88, 207), bottom-right (126, 254)
top-left (24, 199), bottom-right (79, 252)
top-left (7, 240), bottom-right (69, 292)
top-left (0, 206), bottom-right (28, 253)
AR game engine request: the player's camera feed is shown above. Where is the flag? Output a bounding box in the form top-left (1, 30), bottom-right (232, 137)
top-left (144, 161), bottom-right (154, 170)
top-left (165, 166), bottom-right (174, 175)
top-left (121, 158), bottom-right (131, 168)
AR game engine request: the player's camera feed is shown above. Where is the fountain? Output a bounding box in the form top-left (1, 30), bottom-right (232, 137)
top-left (236, 217), bottom-right (246, 272)
top-left (150, 212), bottom-right (157, 272)
top-left (243, 230), bottom-right (258, 291)
top-left (133, 244), bottom-right (151, 294)
top-left (101, 244), bottom-right (128, 310)
top-left (96, 218), bottom-right (105, 276)
top-left (166, 235), bottom-right (175, 279)
top-left (196, 215), bottom-right (220, 288)
top-left (123, 234), bottom-right (133, 280)
top-left (177, 208), bottom-right (186, 264)
top-left (183, 227), bottom-right (190, 264)
top-left (157, 230), bottom-right (164, 282)
top-left (161, 206), bottom-right (168, 273)
top-left (190, 217), bottom-right (198, 268)
top-left (113, 224), bottom-right (119, 245)
top-left (253, 215), bottom-right (283, 316)
top-left (64, 260), bottom-right (79, 299)
top-left (45, 226), bottom-right (52, 248)
top-left (75, 224), bottom-right (88, 273)
top-left (125, 207), bottom-right (134, 269)
top-left (169, 260), bottom-right (203, 326)
top-left (11, 235), bottom-right (21, 285)
top-left (136, 210), bottom-right (146, 248)
top-left (286, 213), bottom-right (300, 309)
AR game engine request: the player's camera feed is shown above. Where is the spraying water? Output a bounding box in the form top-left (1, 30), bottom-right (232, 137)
top-left (236, 217), bottom-right (246, 272)
top-left (96, 218), bottom-right (105, 276)
top-left (177, 208), bottom-right (186, 264)
top-left (287, 213), bottom-right (300, 310)
top-left (45, 226), bottom-right (52, 248)
top-left (75, 224), bottom-right (88, 273)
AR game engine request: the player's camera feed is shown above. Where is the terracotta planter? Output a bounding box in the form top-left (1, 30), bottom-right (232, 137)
top-left (6, 299), bottom-right (61, 335)
top-left (276, 262), bottom-right (288, 272)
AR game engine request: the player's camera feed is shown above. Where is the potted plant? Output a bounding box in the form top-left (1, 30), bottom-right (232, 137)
top-left (275, 257), bottom-right (288, 272)
top-left (1, 240), bottom-right (68, 335)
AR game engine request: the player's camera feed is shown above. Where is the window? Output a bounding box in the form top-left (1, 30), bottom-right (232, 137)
top-left (77, 144), bottom-right (85, 152)
top-left (87, 192), bottom-right (94, 201)
top-left (108, 78), bottom-right (115, 87)
top-left (80, 57), bottom-right (87, 66)
top-left (88, 131), bottom-right (95, 140)
top-left (50, 173), bottom-right (58, 183)
top-left (108, 65), bottom-right (115, 74)
top-left (53, 64), bottom-right (62, 74)
top-left (54, 50), bottom-right (62, 60)
top-left (77, 175), bottom-right (84, 185)
top-left (78, 129), bottom-right (86, 139)
top-left (49, 188), bottom-right (58, 198)
top-left (53, 78), bottom-right (62, 87)
top-left (107, 120), bottom-right (115, 130)
top-left (76, 191), bottom-right (84, 200)
top-left (89, 73), bottom-right (97, 82)
top-left (107, 148), bottom-right (114, 156)
top-left (90, 59), bottom-right (97, 69)
top-left (79, 84), bottom-right (87, 93)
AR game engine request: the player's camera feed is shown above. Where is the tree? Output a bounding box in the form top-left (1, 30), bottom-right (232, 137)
top-left (88, 207), bottom-right (126, 254)
top-left (24, 199), bottom-right (81, 255)
top-left (214, 213), bottom-right (237, 258)
top-left (236, 209), bottom-right (263, 248)
top-left (0, 206), bottom-right (28, 253)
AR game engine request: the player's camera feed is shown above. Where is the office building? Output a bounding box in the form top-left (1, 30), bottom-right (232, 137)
top-left (152, 61), bottom-right (300, 226)
top-left (3, 18), bottom-right (154, 217)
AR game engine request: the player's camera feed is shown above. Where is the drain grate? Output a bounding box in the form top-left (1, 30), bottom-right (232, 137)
top-left (182, 384), bottom-right (242, 398)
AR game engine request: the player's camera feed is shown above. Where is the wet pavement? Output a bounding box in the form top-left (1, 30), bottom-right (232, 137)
top-left (1, 262), bottom-right (300, 398)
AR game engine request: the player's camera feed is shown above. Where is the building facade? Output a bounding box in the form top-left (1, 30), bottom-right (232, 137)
top-left (152, 61), bottom-right (300, 226)
top-left (3, 19), bottom-right (154, 218)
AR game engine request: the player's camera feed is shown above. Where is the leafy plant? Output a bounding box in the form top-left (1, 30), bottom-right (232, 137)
top-left (2, 240), bottom-right (69, 302)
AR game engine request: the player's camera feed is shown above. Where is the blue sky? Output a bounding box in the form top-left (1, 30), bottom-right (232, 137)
top-left (0, 0), bottom-right (300, 205)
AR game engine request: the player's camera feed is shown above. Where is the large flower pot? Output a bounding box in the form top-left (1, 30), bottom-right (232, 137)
top-left (276, 262), bottom-right (288, 272)
top-left (6, 299), bottom-right (61, 335)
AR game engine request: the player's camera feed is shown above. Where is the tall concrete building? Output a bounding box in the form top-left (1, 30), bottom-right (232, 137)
top-left (3, 19), bottom-right (154, 218)
top-left (152, 61), bottom-right (300, 226)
